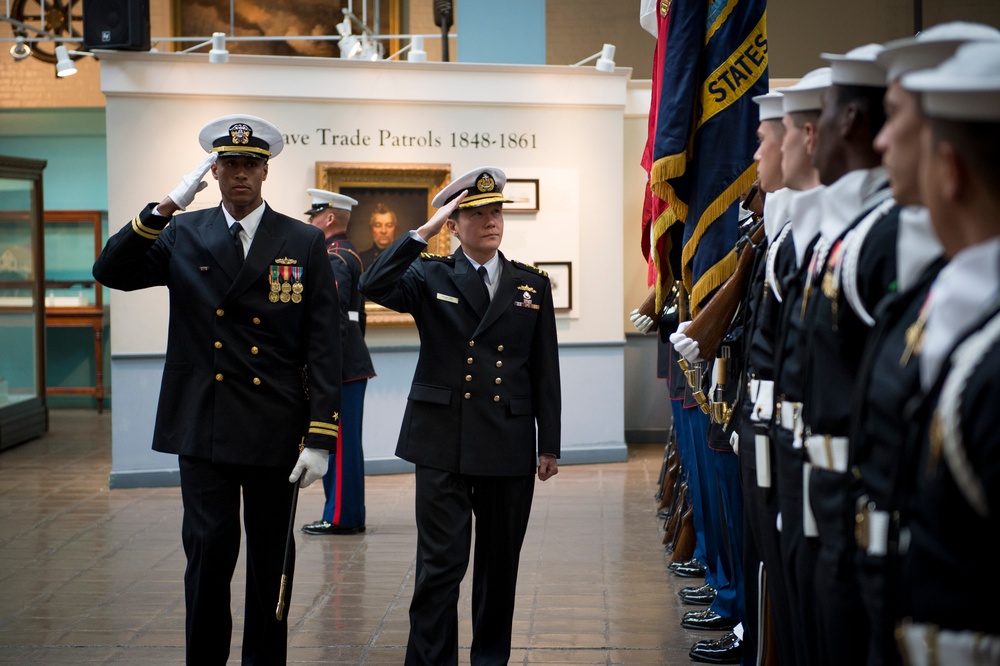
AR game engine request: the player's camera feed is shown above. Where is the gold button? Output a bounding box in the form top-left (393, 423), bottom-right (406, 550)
top-left (467, 357), bottom-right (474, 365)
top-left (495, 378), bottom-right (502, 385)
top-left (497, 345), bottom-right (504, 352)
top-left (253, 377), bottom-right (261, 386)
top-left (215, 373), bottom-right (223, 381)
top-left (496, 361), bottom-right (503, 368)
top-left (216, 309), bottom-right (225, 317)
top-left (493, 395), bottom-right (500, 402)
top-left (464, 392), bottom-right (471, 399)
top-left (252, 317), bottom-right (261, 325)
top-left (465, 375), bottom-right (472, 382)
top-left (469, 340), bottom-right (475, 347)
top-left (214, 341), bottom-right (222, 349)
top-left (251, 346), bottom-right (259, 355)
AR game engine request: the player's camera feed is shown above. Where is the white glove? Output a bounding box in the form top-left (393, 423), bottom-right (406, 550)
top-left (668, 321), bottom-right (703, 363)
top-left (288, 446), bottom-right (329, 488)
top-left (629, 308), bottom-right (654, 334)
top-left (167, 152), bottom-right (218, 210)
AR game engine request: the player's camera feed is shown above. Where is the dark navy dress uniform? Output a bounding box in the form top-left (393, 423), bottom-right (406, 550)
top-left (94, 200), bottom-right (342, 664)
top-left (359, 228), bottom-right (560, 665)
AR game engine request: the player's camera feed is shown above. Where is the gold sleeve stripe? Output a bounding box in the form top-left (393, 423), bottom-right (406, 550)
top-left (131, 216), bottom-right (161, 240)
top-left (309, 425), bottom-right (339, 437)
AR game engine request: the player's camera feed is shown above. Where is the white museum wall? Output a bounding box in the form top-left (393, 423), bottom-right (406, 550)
top-left (100, 52), bottom-right (632, 486)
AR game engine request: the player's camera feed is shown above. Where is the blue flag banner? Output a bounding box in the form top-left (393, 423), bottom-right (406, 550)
top-left (650, 0), bottom-right (768, 312)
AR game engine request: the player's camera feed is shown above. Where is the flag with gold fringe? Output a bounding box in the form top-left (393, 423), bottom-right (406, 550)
top-left (640, 0), bottom-right (674, 290)
top-left (649, 0), bottom-right (768, 313)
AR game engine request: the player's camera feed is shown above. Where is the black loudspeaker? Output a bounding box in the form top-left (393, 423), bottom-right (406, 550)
top-left (83, 0), bottom-right (150, 51)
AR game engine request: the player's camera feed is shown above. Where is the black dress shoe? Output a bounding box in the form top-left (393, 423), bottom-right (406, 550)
top-left (301, 520), bottom-right (366, 535)
top-left (689, 631), bottom-right (743, 663)
top-left (670, 559), bottom-right (707, 578)
top-left (668, 557), bottom-right (704, 572)
top-left (679, 584), bottom-right (717, 605)
top-left (681, 609), bottom-right (736, 631)
top-left (680, 582), bottom-right (715, 596)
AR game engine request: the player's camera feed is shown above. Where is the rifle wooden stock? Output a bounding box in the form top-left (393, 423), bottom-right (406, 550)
top-left (684, 222), bottom-right (766, 361)
top-left (635, 288), bottom-right (659, 332)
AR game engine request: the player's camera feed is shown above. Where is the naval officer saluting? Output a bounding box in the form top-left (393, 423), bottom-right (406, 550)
top-left (93, 114), bottom-right (342, 665)
top-left (359, 167), bottom-right (561, 666)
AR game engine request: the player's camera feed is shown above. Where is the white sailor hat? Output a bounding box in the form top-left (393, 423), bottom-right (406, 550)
top-left (304, 188), bottom-right (359, 215)
top-left (902, 41), bottom-right (1000, 121)
top-left (877, 22), bottom-right (1000, 83)
top-left (777, 67), bottom-right (832, 113)
top-left (822, 43), bottom-right (887, 87)
top-left (198, 114), bottom-right (284, 160)
top-left (752, 91), bottom-right (784, 121)
top-left (431, 166), bottom-right (513, 209)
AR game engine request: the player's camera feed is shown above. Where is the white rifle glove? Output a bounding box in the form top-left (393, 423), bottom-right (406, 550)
top-left (167, 152), bottom-right (218, 210)
top-left (629, 308), bottom-right (655, 334)
top-left (668, 320), bottom-right (704, 364)
top-left (288, 446), bottom-right (328, 488)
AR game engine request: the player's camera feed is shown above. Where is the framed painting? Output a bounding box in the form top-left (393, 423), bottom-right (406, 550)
top-left (175, 0), bottom-right (401, 58)
top-left (535, 261), bottom-right (571, 311)
top-left (316, 161), bottom-right (452, 326)
top-left (504, 178), bottom-right (539, 213)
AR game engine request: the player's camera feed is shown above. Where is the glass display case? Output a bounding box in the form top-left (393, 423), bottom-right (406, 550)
top-left (43, 210), bottom-right (108, 412)
top-left (0, 155), bottom-right (48, 450)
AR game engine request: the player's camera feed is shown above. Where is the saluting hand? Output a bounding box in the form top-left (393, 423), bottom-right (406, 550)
top-left (416, 190), bottom-right (467, 241)
top-left (538, 454), bottom-right (558, 481)
top-left (167, 152), bottom-right (219, 211)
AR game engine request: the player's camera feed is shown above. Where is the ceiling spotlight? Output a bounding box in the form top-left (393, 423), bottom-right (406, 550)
top-left (407, 35), bottom-right (427, 62)
top-left (55, 45), bottom-right (77, 77)
top-left (595, 44), bottom-right (616, 73)
top-left (209, 32), bottom-right (229, 64)
top-left (10, 35), bottom-right (32, 62)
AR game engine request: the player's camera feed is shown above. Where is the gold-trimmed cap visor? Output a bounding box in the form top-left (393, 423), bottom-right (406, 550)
top-left (198, 114), bottom-right (284, 159)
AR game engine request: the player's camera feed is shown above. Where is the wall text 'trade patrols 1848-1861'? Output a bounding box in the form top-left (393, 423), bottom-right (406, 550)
top-left (281, 128), bottom-right (537, 150)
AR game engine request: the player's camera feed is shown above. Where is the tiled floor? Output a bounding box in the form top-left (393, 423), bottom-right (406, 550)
top-left (0, 410), bottom-right (713, 664)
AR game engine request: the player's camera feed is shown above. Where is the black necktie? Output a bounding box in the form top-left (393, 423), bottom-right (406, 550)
top-left (231, 222), bottom-right (244, 264)
top-left (477, 265), bottom-right (490, 300)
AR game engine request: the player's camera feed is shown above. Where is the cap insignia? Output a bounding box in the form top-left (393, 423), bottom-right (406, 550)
top-left (476, 173), bottom-right (496, 194)
top-left (229, 123), bottom-right (252, 146)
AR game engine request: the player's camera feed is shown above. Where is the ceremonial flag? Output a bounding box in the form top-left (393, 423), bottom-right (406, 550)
top-left (648, 0), bottom-right (768, 312)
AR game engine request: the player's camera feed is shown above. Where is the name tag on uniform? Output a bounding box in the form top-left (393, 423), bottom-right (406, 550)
top-left (437, 293), bottom-right (459, 304)
top-left (348, 310), bottom-right (360, 322)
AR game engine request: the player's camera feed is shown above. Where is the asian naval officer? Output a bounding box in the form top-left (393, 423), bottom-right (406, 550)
top-left (359, 167), bottom-right (561, 666)
top-left (93, 115), bottom-right (342, 665)
top-left (301, 188), bottom-right (376, 535)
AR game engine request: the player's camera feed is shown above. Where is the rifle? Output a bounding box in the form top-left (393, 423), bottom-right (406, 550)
top-left (684, 217), bottom-right (766, 362)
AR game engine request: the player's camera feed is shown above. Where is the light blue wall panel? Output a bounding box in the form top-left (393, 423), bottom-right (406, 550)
top-left (456, 0), bottom-right (545, 64)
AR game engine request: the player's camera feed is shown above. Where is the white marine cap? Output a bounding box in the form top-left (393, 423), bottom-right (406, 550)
top-left (902, 41), bottom-right (1000, 121)
top-left (198, 114), bottom-right (284, 159)
top-left (752, 91), bottom-right (785, 121)
top-left (431, 166), bottom-right (513, 209)
top-left (878, 22), bottom-right (1000, 83)
top-left (777, 67), bottom-right (832, 113)
top-left (304, 188), bottom-right (359, 215)
top-left (822, 43), bottom-right (887, 87)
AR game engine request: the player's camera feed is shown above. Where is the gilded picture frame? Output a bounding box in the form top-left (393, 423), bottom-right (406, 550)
top-left (316, 161), bottom-right (452, 327)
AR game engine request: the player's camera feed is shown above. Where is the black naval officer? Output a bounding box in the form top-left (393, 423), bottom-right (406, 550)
top-left (359, 167), bottom-right (561, 666)
top-left (301, 188), bottom-right (376, 535)
top-left (93, 114), bottom-right (342, 665)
